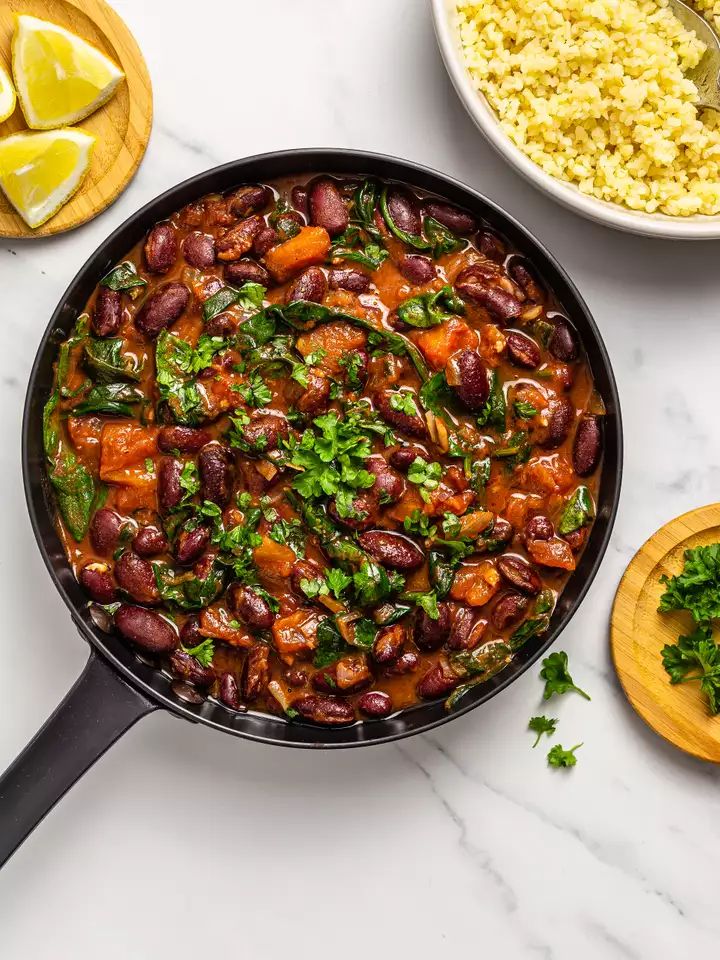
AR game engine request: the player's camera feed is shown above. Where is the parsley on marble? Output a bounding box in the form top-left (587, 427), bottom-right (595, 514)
top-left (528, 715), bottom-right (557, 748)
top-left (540, 651), bottom-right (591, 701)
top-left (547, 743), bottom-right (582, 768)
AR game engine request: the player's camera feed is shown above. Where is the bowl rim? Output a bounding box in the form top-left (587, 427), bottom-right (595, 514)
top-left (431, 0), bottom-right (720, 240)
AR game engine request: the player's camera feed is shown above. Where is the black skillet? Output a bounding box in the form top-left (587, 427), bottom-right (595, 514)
top-left (0, 150), bottom-right (622, 868)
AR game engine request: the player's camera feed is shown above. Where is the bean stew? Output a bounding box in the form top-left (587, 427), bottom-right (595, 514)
top-left (43, 173), bottom-right (604, 725)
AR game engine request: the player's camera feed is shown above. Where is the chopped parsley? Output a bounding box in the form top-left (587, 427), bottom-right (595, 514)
top-left (540, 651), bottom-right (591, 701)
top-left (528, 715), bottom-right (557, 748)
top-left (547, 743), bottom-right (582, 768)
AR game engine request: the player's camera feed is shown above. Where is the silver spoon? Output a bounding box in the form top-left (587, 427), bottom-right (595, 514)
top-left (667, 0), bottom-right (720, 111)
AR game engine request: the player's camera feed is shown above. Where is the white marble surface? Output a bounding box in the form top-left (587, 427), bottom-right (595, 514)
top-left (2, 0), bottom-right (720, 956)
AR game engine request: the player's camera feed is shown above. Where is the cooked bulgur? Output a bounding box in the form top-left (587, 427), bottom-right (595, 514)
top-left (456, 0), bottom-right (720, 216)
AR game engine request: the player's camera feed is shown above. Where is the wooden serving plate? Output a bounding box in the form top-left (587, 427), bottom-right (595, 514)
top-left (0, 0), bottom-right (152, 237)
top-left (611, 503), bottom-right (720, 763)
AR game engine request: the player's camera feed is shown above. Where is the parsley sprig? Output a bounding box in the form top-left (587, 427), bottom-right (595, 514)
top-left (540, 651), bottom-right (591, 701)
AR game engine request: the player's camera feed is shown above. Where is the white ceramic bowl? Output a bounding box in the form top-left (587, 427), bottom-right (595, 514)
top-left (431, 0), bottom-right (720, 239)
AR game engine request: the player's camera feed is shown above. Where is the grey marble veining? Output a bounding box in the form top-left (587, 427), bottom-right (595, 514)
top-left (1, 0), bottom-right (720, 956)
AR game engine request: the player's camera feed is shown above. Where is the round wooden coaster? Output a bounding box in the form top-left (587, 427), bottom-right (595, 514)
top-left (0, 0), bottom-right (152, 237)
top-left (611, 503), bottom-right (720, 763)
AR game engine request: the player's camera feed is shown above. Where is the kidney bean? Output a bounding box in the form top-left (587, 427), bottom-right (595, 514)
top-left (563, 527), bottom-right (589, 553)
top-left (509, 259), bottom-right (543, 301)
top-left (389, 445), bottom-right (427, 471)
top-left (573, 416), bottom-right (602, 476)
top-left (224, 259), bottom-right (270, 286)
top-left (374, 390), bottom-right (428, 438)
top-left (294, 695), bottom-right (355, 725)
top-left (170, 649), bottom-right (215, 687)
top-left (359, 530), bottom-right (425, 571)
top-left (328, 492), bottom-right (378, 531)
top-left (549, 319), bottom-right (579, 362)
top-left (115, 604), bottom-right (177, 654)
top-left (284, 666), bottom-right (308, 688)
top-left (328, 268), bottom-right (371, 293)
top-left (417, 660), bottom-right (459, 699)
top-left (144, 223), bottom-right (177, 273)
top-left (90, 507), bottom-right (127, 555)
top-left (491, 592), bottom-right (529, 630)
top-left (135, 282), bottom-right (190, 337)
top-left (373, 624), bottom-right (407, 664)
top-left (506, 330), bottom-right (541, 369)
top-left (386, 186), bottom-right (421, 235)
top-left (290, 558), bottom-right (326, 597)
top-left (179, 614), bottom-right (202, 647)
top-left (242, 643), bottom-right (271, 700)
top-left (219, 672), bottom-right (240, 710)
top-left (229, 185), bottom-right (272, 217)
top-left (497, 555), bottom-right (542, 595)
top-left (424, 200), bottom-right (477, 234)
top-left (455, 267), bottom-right (522, 320)
top-left (448, 606), bottom-right (488, 651)
top-left (158, 425), bottom-right (211, 454)
top-left (79, 563), bottom-right (116, 604)
top-left (158, 457), bottom-right (183, 514)
top-left (491, 518), bottom-right (514, 545)
top-left (398, 254), bottom-right (435, 284)
top-left (175, 526), bottom-right (211, 566)
top-left (204, 313), bottom-right (236, 338)
top-left (254, 226), bottom-right (279, 257)
top-left (199, 444), bottom-right (233, 506)
top-left (358, 691), bottom-right (393, 718)
top-left (297, 368), bottom-right (331, 414)
top-left (242, 412), bottom-right (289, 451)
top-left (217, 216), bottom-right (265, 261)
top-left (228, 583), bottom-right (275, 630)
top-left (310, 667), bottom-right (338, 693)
top-left (477, 230), bottom-right (506, 262)
top-left (308, 178), bottom-right (349, 236)
top-left (414, 602), bottom-right (451, 651)
top-left (133, 525), bottom-right (168, 557)
top-left (291, 185), bottom-right (308, 214)
top-left (287, 266), bottom-right (327, 304)
top-left (543, 396), bottom-right (575, 449)
top-left (386, 651), bottom-right (419, 676)
top-left (92, 287), bottom-right (122, 337)
top-left (447, 350), bottom-right (491, 411)
top-left (525, 516), bottom-right (554, 542)
top-left (365, 456), bottom-right (404, 505)
top-left (183, 232), bottom-right (215, 269)
top-left (115, 551), bottom-right (160, 605)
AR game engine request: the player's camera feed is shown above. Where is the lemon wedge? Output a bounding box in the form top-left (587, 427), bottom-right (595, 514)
top-left (12, 15), bottom-right (124, 129)
top-left (0, 128), bottom-right (95, 228)
top-left (0, 61), bottom-right (16, 122)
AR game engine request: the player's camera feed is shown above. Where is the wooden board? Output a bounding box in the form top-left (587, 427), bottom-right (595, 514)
top-left (611, 503), bottom-right (720, 763)
top-left (0, 0), bottom-right (152, 237)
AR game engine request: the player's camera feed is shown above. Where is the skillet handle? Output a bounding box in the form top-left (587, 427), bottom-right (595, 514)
top-left (0, 648), bottom-right (157, 868)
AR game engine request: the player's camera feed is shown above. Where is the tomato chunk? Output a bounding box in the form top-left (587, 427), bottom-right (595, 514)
top-left (527, 537), bottom-right (576, 571)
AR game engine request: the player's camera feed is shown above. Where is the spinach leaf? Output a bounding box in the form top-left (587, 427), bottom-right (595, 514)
top-left (477, 370), bottom-right (506, 430)
top-left (153, 560), bottom-right (225, 611)
top-left (72, 382), bottom-right (143, 417)
top-left (397, 285), bottom-right (465, 329)
top-left (379, 185), bottom-right (429, 250)
top-left (49, 454), bottom-right (95, 542)
top-left (84, 338), bottom-right (142, 383)
top-left (423, 216), bottom-right (466, 258)
top-left (494, 430), bottom-right (531, 470)
top-left (429, 548), bottom-right (458, 598)
top-left (444, 640), bottom-right (513, 710)
top-left (470, 457), bottom-right (491, 495)
top-left (202, 282), bottom-right (266, 323)
top-left (511, 590), bottom-right (555, 650)
top-left (402, 590), bottom-right (440, 620)
top-left (558, 486), bottom-right (594, 535)
top-left (419, 372), bottom-right (455, 417)
top-left (100, 261), bottom-right (147, 295)
top-left (353, 618), bottom-right (378, 650)
top-left (314, 617), bottom-right (351, 667)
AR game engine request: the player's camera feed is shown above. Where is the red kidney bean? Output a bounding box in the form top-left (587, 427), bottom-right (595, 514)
top-left (328, 492), bottom-right (378, 532)
top-left (525, 516), bottom-right (554, 542)
top-left (358, 691), bottom-right (393, 718)
top-left (308, 178), bottom-right (349, 236)
top-left (224, 259), bottom-right (270, 286)
top-left (490, 518), bottom-right (514, 545)
top-left (549, 319), bottom-right (579, 362)
top-left (563, 527), bottom-right (588, 553)
top-left (90, 507), bottom-right (127, 555)
top-left (366, 456), bottom-right (405, 504)
top-left (297, 368), bottom-right (331, 414)
top-left (205, 313), bottom-right (237, 338)
top-left (398, 254), bottom-right (435, 284)
top-left (158, 425), bottom-right (211, 454)
top-left (447, 606), bottom-right (486, 651)
top-left (115, 551), bottom-right (160, 605)
top-left (228, 583), bottom-right (275, 630)
top-left (447, 350), bottom-right (491, 411)
top-left (274, 209), bottom-right (305, 242)
top-left (386, 651), bottom-right (420, 676)
top-left (92, 287), bottom-right (122, 337)
top-left (509, 259), bottom-right (543, 301)
top-left (543, 396), bottom-right (575, 449)
top-left (287, 266), bottom-right (327, 304)
top-left (573, 416), bottom-right (602, 476)
top-left (506, 330), bottom-right (541, 369)
top-left (254, 226), bottom-right (279, 257)
top-left (219, 672), bottom-right (240, 710)
top-left (455, 267), bottom-right (522, 320)
top-left (373, 624), bottom-right (407, 664)
top-left (414, 602), bottom-right (451, 651)
top-left (115, 604), bottom-right (177, 654)
top-left (424, 200), bottom-right (477, 234)
top-left (133, 525), bottom-right (168, 557)
top-left (389, 445), bottom-right (427, 471)
top-left (491, 592), bottom-right (529, 630)
top-left (294, 695), bottom-right (355, 726)
top-left (284, 666), bottom-right (308, 688)
top-left (386, 186), bottom-right (421, 235)
top-left (175, 526), bottom-right (211, 566)
top-left (311, 666), bottom-right (339, 693)
top-left (328, 268), bottom-right (371, 293)
top-left (199, 444), bottom-right (233, 506)
top-left (477, 230), bottom-right (506, 262)
top-left (374, 390), bottom-right (428, 438)
top-left (291, 185), bottom-right (308, 215)
top-left (144, 223), bottom-right (177, 273)
top-left (497, 555), bottom-right (542, 595)
top-left (158, 457), bottom-right (183, 514)
top-left (229, 185), bottom-right (273, 217)
top-left (135, 282), bottom-right (190, 337)
top-left (216, 216), bottom-right (264, 261)
top-left (179, 614), bottom-right (202, 647)
top-left (358, 530), bottom-right (425, 571)
top-left (417, 661), bottom-right (459, 699)
top-left (79, 563), bottom-right (116, 604)
top-left (241, 412), bottom-right (289, 451)
top-left (183, 232), bottom-right (215, 269)
top-left (242, 643), bottom-right (271, 700)
top-left (170, 649), bottom-right (215, 687)
top-left (289, 558), bottom-right (325, 597)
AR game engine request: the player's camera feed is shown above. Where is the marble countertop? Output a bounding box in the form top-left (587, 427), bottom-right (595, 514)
top-left (2, 1), bottom-right (720, 956)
